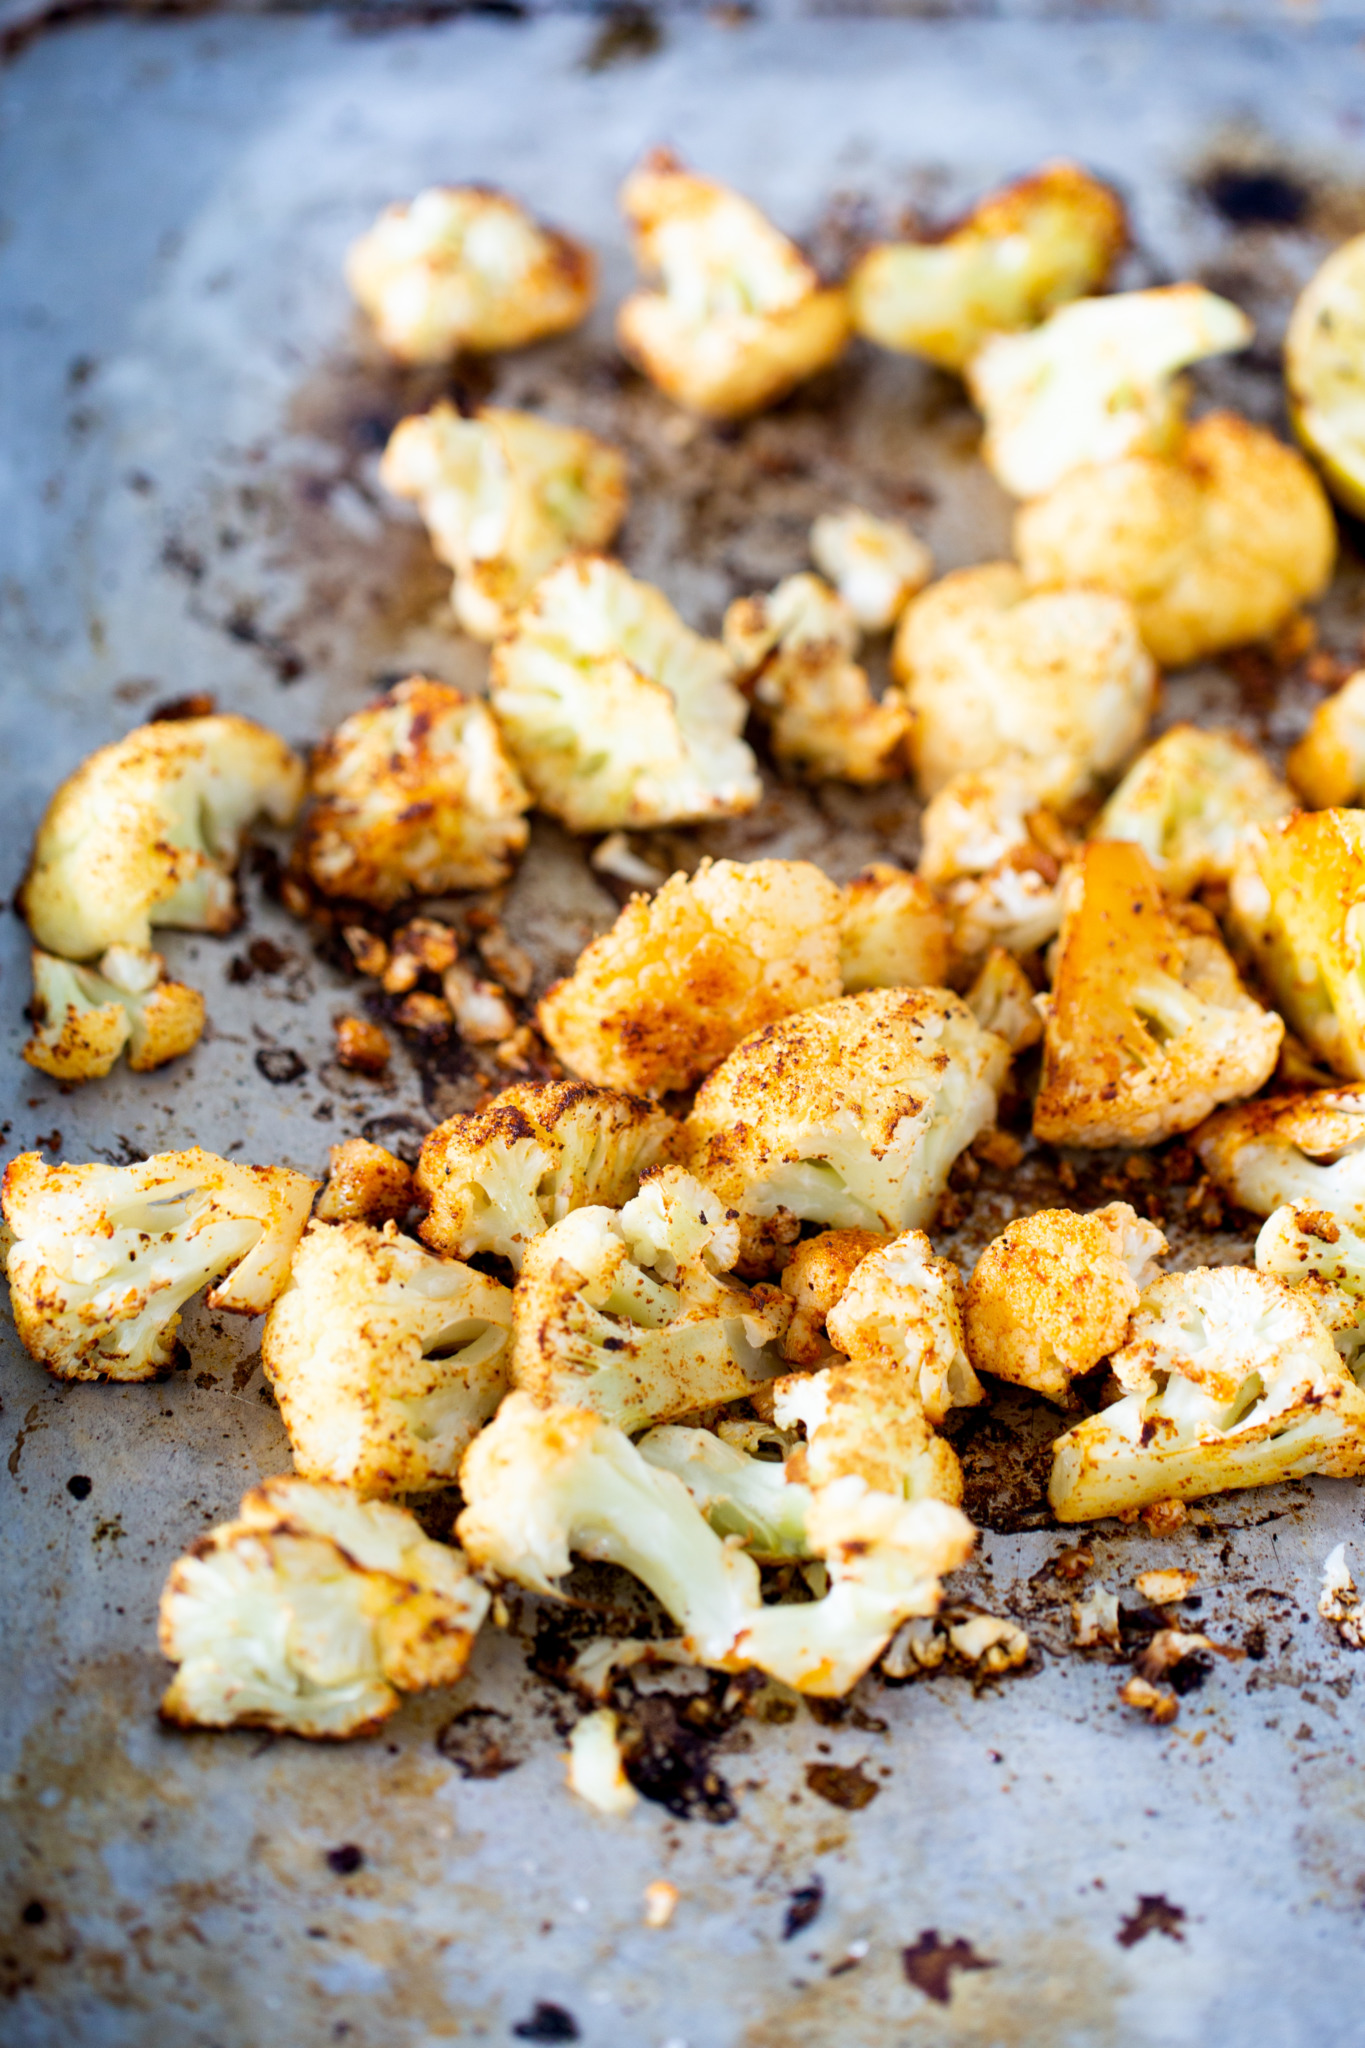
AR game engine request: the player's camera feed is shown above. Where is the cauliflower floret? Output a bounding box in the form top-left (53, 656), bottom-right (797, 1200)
top-left (780, 1228), bottom-right (887, 1365)
top-left (890, 564), bottom-right (1155, 802)
top-left (824, 1230), bottom-right (982, 1425)
top-left (1049, 1266), bottom-right (1365, 1520)
top-left (345, 184), bottom-right (594, 363)
top-left (261, 1220), bottom-right (512, 1496)
top-left (507, 1165), bottom-right (789, 1431)
top-left (723, 574), bottom-right (911, 785)
top-left (1288, 673), bottom-right (1365, 809)
top-left (919, 767), bottom-right (1076, 970)
top-left (964, 948), bottom-right (1044, 1053)
top-left (415, 1079), bottom-right (679, 1269)
top-left (1034, 840), bottom-right (1282, 1148)
top-left (839, 865), bottom-right (951, 994)
top-left (4, 1148), bottom-right (317, 1381)
top-left (538, 856), bottom-right (842, 1098)
top-left (1094, 724), bottom-right (1293, 898)
top-left (1196, 1088), bottom-right (1365, 1219)
top-left (296, 677), bottom-right (530, 907)
top-left (379, 403), bottom-right (628, 642)
top-left (808, 508), bottom-right (933, 632)
top-left (685, 987), bottom-right (1010, 1261)
top-left (489, 555), bottom-right (759, 832)
top-left (772, 1356), bottom-right (965, 1507)
top-left (967, 285), bottom-right (1252, 499)
top-left (848, 160), bottom-right (1126, 372)
top-left (1285, 230), bottom-right (1365, 520)
top-left (457, 1392), bottom-right (973, 1696)
top-left (158, 1476), bottom-right (489, 1737)
top-left (1229, 809), bottom-right (1365, 1081)
top-left (963, 1202), bottom-right (1168, 1404)
top-left (1015, 412), bottom-right (1337, 668)
top-left (1257, 1201), bottom-right (1365, 1318)
top-left (23, 944), bottom-right (204, 1082)
top-left (315, 1138), bottom-right (414, 1227)
top-left (20, 715), bottom-right (304, 959)
top-left (637, 1425), bottom-right (812, 1559)
top-left (616, 149), bottom-right (850, 419)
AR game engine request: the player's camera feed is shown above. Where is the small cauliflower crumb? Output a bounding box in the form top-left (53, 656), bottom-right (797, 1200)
top-left (808, 508), bottom-right (933, 632)
top-left (566, 1710), bottom-right (639, 1815)
top-left (839, 865), bottom-right (950, 994)
top-left (1072, 1585), bottom-right (1121, 1648)
top-left (1319, 1543), bottom-right (1365, 1648)
top-left (643, 1880), bottom-right (679, 1928)
top-left (1136, 1568), bottom-right (1199, 1605)
top-left (23, 944), bottom-right (204, 1082)
top-left (1118, 1674), bottom-right (1178, 1725)
top-left (314, 1138), bottom-right (413, 1227)
top-left (1288, 671), bottom-right (1365, 809)
top-left (964, 949), bottom-right (1043, 1053)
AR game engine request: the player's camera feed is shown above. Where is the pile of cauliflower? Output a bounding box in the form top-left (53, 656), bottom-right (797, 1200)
top-left (12, 153), bottom-right (1365, 1798)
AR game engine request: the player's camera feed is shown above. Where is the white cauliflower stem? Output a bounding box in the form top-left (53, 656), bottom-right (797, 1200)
top-left (808, 508), bottom-right (932, 632)
top-left (637, 1425), bottom-right (812, 1559)
top-left (1094, 725), bottom-right (1292, 899)
top-left (23, 944), bottom-right (205, 1082)
top-left (1195, 1088), bottom-right (1365, 1219)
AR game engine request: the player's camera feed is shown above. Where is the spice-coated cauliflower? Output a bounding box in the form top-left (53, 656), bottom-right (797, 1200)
top-left (296, 677), bottom-right (530, 907)
top-left (848, 160), bottom-right (1126, 372)
top-left (314, 1138), bottom-right (414, 1228)
top-left (616, 150), bottom-right (850, 419)
top-left (1195, 1088), bottom-right (1365, 1219)
top-left (890, 564), bottom-right (1155, 802)
top-left (779, 1228), bottom-right (887, 1365)
top-left (919, 767), bottom-right (1075, 969)
top-left (538, 856), bottom-right (843, 1097)
top-left (1034, 840), bottom-right (1282, 1148)
top-left (1285, 230), bottom-right (1365, 520)
top-left (416, 1079), bottom-right (679, 1269)
top-left (489, 555), bottom-right (760, 832)
top-left (23, 945), bottom-right (204, 1082)
top-left (1015, 412), bottom-right (1337, 668)
top-left (346, 184), bottom-right (594, 363)
top-left (808, 508), bottom-right (933, 633)
top-left (379, 403), bottom-right (628, 641)
top-left (4, 1148), bottom-right (317, 1381)
top-left (20, 715), bottom-right (304, 960)
top-left (1256, 1201), bottom-right (1365, 1315)
top-left (1094, 724), bottom-right (1293, 898)
top-left (963, 1202), bottom-right (1167, 1404)
top-left (1228, 809), bottom-right (1365, 1082)
top-left (772, 1357), bottom-right (965, 1508)
top-left (824, 1228), bottom-right (982, 1425)
top-left (159, 1476), bottom-right (489, 1738)
top-left (838, 865), bottom-right (951, 993)
top-left (967, 285), bottom-right (1252, 499)
top-left (1288, 673), bottom-right (1365, 809)
top-left (964, 948), bottom-right (1044, 1053)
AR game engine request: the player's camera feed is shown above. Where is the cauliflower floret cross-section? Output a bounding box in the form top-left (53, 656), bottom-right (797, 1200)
top-left (23, 944), bottom-right (205, 1082)
top-left (1094, 724), bottom-right (1292, 899)
top-left (1195, 1088), bottom-right (1365, 1219)
top-left (1229, 809), bottom-right (1365, 1083)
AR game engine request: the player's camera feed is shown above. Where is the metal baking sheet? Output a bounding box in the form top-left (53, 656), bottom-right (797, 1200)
top-left (5, 11), bottom-right (1365, 2045)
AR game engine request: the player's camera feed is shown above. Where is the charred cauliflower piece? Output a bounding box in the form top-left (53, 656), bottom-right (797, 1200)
top-left (967, 285), bottom-right (1252, 500)
top-left (1034, 840), bottom-right (1282, 1148)
top-left (20, 715), bottom-right (303, 960)
top-left (1195, 1088), bottom-right (1365, 1219)
top-left (1094, 725), bottom-right (1293, 898)
top-left (489, 555), bottom-right (759, 832)
top-left (849, 160), bottom-right (1126, 372)
top-left (616, 149), bottom-right (850, 420)
top-left (808, 508), bottom-right (933, 633)
top-left (1229, 809), bottom-right (1365, 1081)
top-left (379, 403), bottom-right (628, 642)
top-left (838, 865), bottom-right (951, 994)
top-left (23, 945), bottom-right (204, 1082)
top-left (315, 1139), bottom-right (414, 1228)
top-left (507, 1165), bottom-right (789, 1431)
top-left (4, 1148), bottom-right (317, 1381)
top-left (538, 856), bottom-right (842, 1097)
top-left (297, 676), bottom-right (530, 908)
top-left (1016, 412), bottom-right (1337, 668)
top-left (1050, 1266), bottom-right (1365, 1520)
top-left (685, 987), bottom-right (1010, 1261)
top-left (261, 1220), bottom-right (512, 1495)
top-left (416, 1079), bottom-right (679, 1270)
top-left (919, 767), bottom-right (1076, 970)
top-left (963, 1202), bottom-right (1167, 1404)
top-left (772, 1356), bottom-right (965, 1508)
top-left (159, 1476), bottom-right (489, 1737)
top-left (723, 573), bottom-right (911, 785)
top-left (1285, 230), bottom-right (1365, 519)
top-left (824, 1229), bottom-right (982, 1425)
top-left (780, 1228), bottom-right (887, 1365)
top-left (346, 184), bottom-right (594, 363)
top-left (890, 564), bottom-right (1155, 802)
top-left (1288, 673), bottom-right (1365, 809)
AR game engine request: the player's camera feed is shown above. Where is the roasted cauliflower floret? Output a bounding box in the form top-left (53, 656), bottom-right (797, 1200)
top-left (1049, 1266), bottom-right (1365, 1520)
top-left (685, 987), bottom-right (1010, 1261)
top-left (315, 1138), bottom-right (414, 1228)
top-left (379, 403), bottom-right (628, 641)
top-left (919, 767), bottom-right (1076, 969)
top-left (824, 1229), bottom-right (982, 1425)
top-left (1285, 230), bottom-right (1365, 520)
top-left (1228, 809), bottom-right (1365, 1081)
top-left (967, 285), bottom-right (1252, 500)
top-left (1034, 840), bottom-right (1282, 1148)
top-left (1195, 1088), bottom-right (1365, 1219)
top-left (838, 865), bottom-right (951, 994)
top-left (848, 160), bottom-right (1126, 372)
top-left (637, 1425), bottom-right (812, 1560)
top-left (1288, 673), bottom-right (1365, 809)
top-left (346, 184), bottom-right (594, 363)
top-left (4, 1148), bottom-right (317, 1381)
top-left (1094, 725), bottom-right (1293, 898)
top-left (616, 149), bottom-right (850, 419)
top-left (23, 944), bottom-right (204, 1082)
top-left (20, 715), bottom-right (304, 960)
top-left (507, 1165), bottom-right (789, 1431)
top-left (808, 508), bottom-right (933, 632)
top-left (964, 948), bottom-right (1044, 1053)
top-left (1015, 412), bottom-right (1337, 668)
top-left (963, 1202), bottom-right (1167, 1404)
top-left (538, 856), bottom-right (842, 1097)
top-left (772, 1356), bottom-right (965, 1507)
top-left (1256, 1200), bottom-right (1365, 1310)
top-left (780, 1228), bottom-right (887, 1365)
top-left (261, 1220), bottom-right (512, 1495)
top-left (723, 573), bottom-right (911, 785)
top-left (158, 1476), bottom-right (489, 1738)
top-left (416, 1079), bottom-right (679, 1269)
top-left (296, 677), bottom-right (530, 908)
top-left (489, 555), bottom-right (759, 832)
top-left (890, 564), bottom-right (1155, 802)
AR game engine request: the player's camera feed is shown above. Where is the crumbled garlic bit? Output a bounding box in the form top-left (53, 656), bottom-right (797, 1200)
top-left (443, 961), bottom-right (517, 1044)
top-left (1119, 1674), bottom-right (1178, 1724)
top-left (382, 918), bottom-right (460, 994)
top-left (882, 1608), bottom-right (1028, 1678)
top-left (566, 1708), bottom-right (638, 1816)
top-left (644, 1880), bottom-right (680, 1929)
top-left (395, 990), bottom-right (453, 1041)
top-left (1071, 1586), bottom-right (1121, 1649)
top-left (591, 832), bottom-right (667, 889)
top-left (1135, 1568), bottom-right (1198, 1606)
top-left (946, 1614), bottom-right (1030, 1673)
top-left (1319, 1543), bottom-right (1365, 1649)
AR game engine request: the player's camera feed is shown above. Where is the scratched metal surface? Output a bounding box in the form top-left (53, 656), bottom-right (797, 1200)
top-left (4, 13), bottom-right (1365, 2047)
